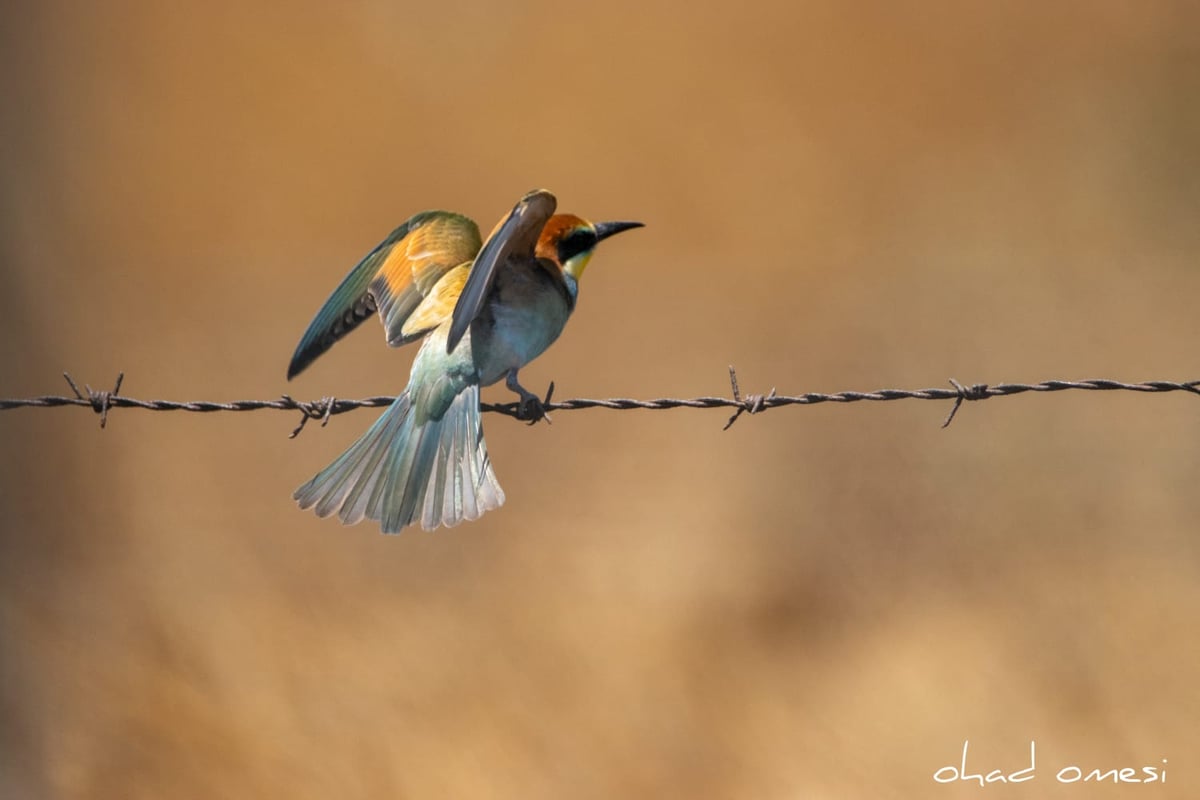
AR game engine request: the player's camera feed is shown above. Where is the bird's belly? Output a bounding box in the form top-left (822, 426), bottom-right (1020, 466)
top-left (473, 288), bottom-right (571, 387)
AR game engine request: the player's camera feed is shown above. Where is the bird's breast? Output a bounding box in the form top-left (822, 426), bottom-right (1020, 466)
top-left (471, 262), bottom-right (575, 386)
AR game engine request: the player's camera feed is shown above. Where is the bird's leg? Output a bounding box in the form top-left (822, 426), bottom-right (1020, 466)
top-left (506, 369), bottom-right (553, 425)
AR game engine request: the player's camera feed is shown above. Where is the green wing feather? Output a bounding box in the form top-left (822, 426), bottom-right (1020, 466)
top-left (287, 211), bottom-right (481, 379)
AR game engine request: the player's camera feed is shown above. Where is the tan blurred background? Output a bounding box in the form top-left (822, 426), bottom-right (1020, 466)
top-left (2, 1), bottom-right (1199, 797)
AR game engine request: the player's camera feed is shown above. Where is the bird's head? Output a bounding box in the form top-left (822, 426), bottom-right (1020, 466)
top-left (536, 214), bottom-right (644, 280)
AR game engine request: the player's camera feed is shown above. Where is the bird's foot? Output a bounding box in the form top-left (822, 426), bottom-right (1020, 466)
top-left (507, 371), bottom-right (554, 425)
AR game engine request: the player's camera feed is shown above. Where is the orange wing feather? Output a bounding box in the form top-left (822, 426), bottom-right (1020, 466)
top-left (368, 213), bottom-right (482, 346)
top-left (401, 264), bottom-right (470, 339)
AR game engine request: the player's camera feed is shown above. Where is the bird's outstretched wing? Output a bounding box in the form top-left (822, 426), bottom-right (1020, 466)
top-left (446, 190), bottom-right (557, 353)
top-left (287, 211), bottom-right (482, 379)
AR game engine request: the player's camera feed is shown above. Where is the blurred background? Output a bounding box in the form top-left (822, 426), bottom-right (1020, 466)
top-left (2, 1), bottom-right (1198, 797)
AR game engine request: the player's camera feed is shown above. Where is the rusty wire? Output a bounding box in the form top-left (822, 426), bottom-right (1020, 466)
top-left (0, 369), bottom-right (1197, 436)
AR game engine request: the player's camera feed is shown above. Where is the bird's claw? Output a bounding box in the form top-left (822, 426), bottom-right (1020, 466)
top-left (516, 394), bottom-right (546, 424)
top-left (514, 381), bottom-right (554, 425)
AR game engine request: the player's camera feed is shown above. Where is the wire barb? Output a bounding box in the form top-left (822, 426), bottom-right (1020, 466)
top-left (285, 395), bottom-right (340, 439)
top-left (2, 370), bottom-right (1198, 436)
top-left (724, 366), bottom-right (777, 430)
top-left (62, 371), bottom-right (124, 428)
top-left (942, 379), bottom-right (989, 428)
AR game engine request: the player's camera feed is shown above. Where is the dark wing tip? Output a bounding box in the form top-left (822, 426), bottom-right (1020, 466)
top-left (286, 353), bottom-right (308, 381)
top-left (286, 333), bottom-right (331, 380)
top-left (286, 292), bottom-right (376, 380)
top-left (445, 310), bottom-right (470, 354)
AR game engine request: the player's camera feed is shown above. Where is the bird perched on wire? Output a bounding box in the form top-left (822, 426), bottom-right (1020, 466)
top-left (286, 189), bottom-right (643, 533)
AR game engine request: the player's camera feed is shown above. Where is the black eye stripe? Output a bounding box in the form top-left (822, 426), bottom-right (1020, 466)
top-left (558, 229), bottom-right (597, 263)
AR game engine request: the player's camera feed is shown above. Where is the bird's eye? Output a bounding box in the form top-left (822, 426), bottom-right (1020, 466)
top-left (558, 229), bottom-right (597, 263)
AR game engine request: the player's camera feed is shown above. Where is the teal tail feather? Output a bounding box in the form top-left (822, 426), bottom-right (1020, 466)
top-left (294, 385), bottom-right (504, 532)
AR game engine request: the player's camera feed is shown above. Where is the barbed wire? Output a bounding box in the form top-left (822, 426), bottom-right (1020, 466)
top-left (0, 369), bottom-right (1197, 436)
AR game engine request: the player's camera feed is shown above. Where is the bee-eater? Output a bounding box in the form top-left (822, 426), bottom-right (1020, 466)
top-left (287, 190), bottom-right (642, 533)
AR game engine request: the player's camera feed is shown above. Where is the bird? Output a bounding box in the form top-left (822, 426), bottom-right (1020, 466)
top-left (286, 189), bottom-right (643, 533)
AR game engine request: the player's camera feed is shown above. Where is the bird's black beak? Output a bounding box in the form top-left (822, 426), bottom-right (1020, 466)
top-left (593, 220), bottom-right (644, 242)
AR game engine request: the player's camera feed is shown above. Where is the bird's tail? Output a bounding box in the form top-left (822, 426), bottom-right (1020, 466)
top-left (294, 384), bottom-right (504, 532)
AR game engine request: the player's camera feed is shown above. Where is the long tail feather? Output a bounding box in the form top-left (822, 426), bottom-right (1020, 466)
top-left (294, 385), bottom-right (504, 532)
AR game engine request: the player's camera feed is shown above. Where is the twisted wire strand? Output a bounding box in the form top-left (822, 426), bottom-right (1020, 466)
top-left (0, 369), bottom-right (1197, 436)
